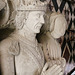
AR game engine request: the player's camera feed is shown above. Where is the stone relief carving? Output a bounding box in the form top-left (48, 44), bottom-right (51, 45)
top-left (0, 0), bottom-right (67, 75)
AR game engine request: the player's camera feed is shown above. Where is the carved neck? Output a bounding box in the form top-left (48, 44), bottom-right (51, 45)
top-left (15, 26), bottom-right (36, 43)
top-left (46, 31), bottom-right (55, 39)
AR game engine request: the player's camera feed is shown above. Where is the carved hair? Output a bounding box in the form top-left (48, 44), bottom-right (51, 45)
top-left (14, 11), bottom-right (30, 30)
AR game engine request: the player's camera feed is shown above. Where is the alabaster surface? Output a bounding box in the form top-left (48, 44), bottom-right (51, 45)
top-left (0, 0), bottom-right (67, 75)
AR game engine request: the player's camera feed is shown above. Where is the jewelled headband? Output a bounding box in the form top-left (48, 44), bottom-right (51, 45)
top-left (17, 0), bottom-right (47, 11)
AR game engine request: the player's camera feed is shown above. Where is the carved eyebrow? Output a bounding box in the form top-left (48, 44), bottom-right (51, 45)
top-left (34, 12), bottom-right (45, 17)
top-left (35, 13), bottom-right (41, 18)
top-left (37, 13), bottom-right (45, 16)
top-left (36, 13), bottom-right (40, 15)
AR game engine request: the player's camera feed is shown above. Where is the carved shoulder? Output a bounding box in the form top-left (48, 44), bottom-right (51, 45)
top-left (0, 37), bottom-right (16, 75)
top-left (0, 38), bottom-right (12, 51)
top-left (0, 37), bottom-right (20, 56)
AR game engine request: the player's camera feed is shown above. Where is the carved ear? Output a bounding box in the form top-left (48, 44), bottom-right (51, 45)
top-left (8, 41), bottom-right (20, 56)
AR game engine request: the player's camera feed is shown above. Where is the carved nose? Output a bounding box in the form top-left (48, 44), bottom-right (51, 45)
top-left (40, 16), bottom-right (45, 24)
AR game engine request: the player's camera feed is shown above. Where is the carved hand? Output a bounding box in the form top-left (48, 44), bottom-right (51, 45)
top-left (41, 63), bottom-right (63, 75)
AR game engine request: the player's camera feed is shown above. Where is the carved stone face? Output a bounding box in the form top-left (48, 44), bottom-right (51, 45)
top-left (25, 11), bottom-right (45, 33)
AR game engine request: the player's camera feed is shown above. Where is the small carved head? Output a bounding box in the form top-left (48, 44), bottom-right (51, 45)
top-left (50, 12), bottom-right (68, 38)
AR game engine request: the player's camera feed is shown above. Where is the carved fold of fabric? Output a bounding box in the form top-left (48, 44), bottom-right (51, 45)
top-left (0, 0), bottom-right (5, 10)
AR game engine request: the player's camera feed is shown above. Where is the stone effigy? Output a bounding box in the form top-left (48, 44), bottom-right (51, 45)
top-left (0, 0), bottom-right (67, 75)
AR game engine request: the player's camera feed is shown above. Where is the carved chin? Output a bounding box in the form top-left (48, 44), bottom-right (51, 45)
top-left (33, 28), bottom-right (41, 33)
top-left (34, 30), bottom-right (40, 34)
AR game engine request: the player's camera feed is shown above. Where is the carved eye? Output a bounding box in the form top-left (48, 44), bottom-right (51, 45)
top-left (43, 14), bottom-right (46, 18)
top-left (37, 13), bottom-right (40, 18)
top-left (35, 14), bottom-right (40, 20)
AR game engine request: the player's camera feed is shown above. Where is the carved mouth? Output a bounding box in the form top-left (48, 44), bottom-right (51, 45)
top-left (36, 25), bottom-right (42, 29)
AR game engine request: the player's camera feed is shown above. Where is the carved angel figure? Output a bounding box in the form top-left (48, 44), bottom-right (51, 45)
top-left (0, 0), bottom-right (67, 75)
top-left (38, 12), bottom-right (67, 74)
